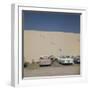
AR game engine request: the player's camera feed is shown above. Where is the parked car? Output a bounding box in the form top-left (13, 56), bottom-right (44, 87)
top-left (74, 56), bottom-right (80, 64)
top-left (57, 56), bottom-right (74, 65)
top-left (39, 56), bottom-right (52, 66)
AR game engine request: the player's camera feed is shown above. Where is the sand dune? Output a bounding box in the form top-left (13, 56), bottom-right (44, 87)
top-left (24, 30), bottom-right (80, 63)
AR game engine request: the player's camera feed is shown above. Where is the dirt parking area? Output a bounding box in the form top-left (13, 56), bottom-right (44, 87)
top-left (24, 61), bottom-right (80, 77)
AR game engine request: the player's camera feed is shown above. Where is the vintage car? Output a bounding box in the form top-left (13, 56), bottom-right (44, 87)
top-left (74, 56), bottom-right (80, 64)
top-left (57, 56), bottom-right (74, 65)
top-left (39, 56), bottom-right (52, 66)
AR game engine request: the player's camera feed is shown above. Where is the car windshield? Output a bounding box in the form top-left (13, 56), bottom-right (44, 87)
top-left (66, 56), bottom-right (70, 58)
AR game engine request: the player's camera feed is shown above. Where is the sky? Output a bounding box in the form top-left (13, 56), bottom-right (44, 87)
top-left (22, 10), bottom-right (81, 33)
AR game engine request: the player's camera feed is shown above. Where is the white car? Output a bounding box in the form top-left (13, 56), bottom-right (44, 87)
top-left (39, 56), bottom-right (52, 66)
top-left (57, 56), bottom-right (74, 65)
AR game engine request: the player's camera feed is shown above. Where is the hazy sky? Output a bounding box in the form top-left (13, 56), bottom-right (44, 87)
top-left (22, 10), bottom-right (81, 33)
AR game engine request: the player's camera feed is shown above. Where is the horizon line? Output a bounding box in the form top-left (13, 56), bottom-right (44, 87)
top-left (24, 29), bottom-right (80, 34)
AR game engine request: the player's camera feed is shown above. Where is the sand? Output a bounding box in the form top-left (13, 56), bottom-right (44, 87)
top-left (24, 30), bottom-right (80, 63)
top-left (24, 64), bottom-right (80, 77)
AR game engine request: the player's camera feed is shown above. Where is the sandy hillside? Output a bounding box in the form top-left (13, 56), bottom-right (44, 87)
top-left (24, 30), bottom-right (80, 63)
